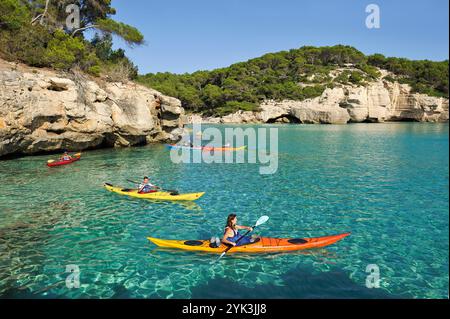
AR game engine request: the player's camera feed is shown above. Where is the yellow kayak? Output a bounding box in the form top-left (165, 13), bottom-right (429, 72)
top-left (104, 183), bottom-right (205, 201)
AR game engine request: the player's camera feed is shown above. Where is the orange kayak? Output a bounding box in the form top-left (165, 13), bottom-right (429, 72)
top-left (147, 233), bottom-right (350, 254)
top-left (167, 145), bottom-right (247, 152)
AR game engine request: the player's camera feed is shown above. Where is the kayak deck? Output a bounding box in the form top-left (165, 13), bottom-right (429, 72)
top-left (147, 233), bottom-right (350, 254)
top-left (104, 183), bottom-right (205, 201)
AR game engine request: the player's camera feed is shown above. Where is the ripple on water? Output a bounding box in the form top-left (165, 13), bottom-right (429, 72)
top-left (0, 123), bottom-right (448, 298)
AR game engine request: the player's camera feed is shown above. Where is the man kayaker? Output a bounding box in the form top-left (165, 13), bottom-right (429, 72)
top-left (60, 151), bottom-right (72, 161)
top-left (221, 214), bottom-right (255, 247)
top-left (138, 176), bottom-right (158, 194)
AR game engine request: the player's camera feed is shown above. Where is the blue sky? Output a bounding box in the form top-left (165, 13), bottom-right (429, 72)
top-left (110, 0), bottom-right (449, 74)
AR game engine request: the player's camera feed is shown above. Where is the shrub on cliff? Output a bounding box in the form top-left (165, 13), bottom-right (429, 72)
top-left (0, 0), bottom-right (29, 30)
top-left (368, 54), bottom-right (448, 97)
top-left (209, 101), bottom-right (261, 117)
top-left (0, 0), bottom-right (142, 80)
top-left (43, 30), bottom-right (87, 70)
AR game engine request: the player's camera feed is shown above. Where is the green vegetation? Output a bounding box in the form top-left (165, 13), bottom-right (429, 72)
top-left (367, 54), bottom-right (448, 97)
top-left (0, 2), bottom-right (447, 113)
top-left (138, 45), bottom-right (448, 117)
top-left (213, 101), bottom-right (261, 117)
top-left (0, 0), bottom-right (142, 80)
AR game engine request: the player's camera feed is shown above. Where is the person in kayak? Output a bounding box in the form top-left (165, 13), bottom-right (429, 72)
top-left (182, 136), bottom-right (195, 148)
top-left (138, 176), bottom-right (158, 194)
top-left (60, 151), bottom-right (72, 161)
top-left (221, 214), bottom-right (255, 247)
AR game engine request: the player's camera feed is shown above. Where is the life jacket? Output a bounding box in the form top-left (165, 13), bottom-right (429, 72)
top-left (139, 183), bottom-right (154, 193)
top-left (224, 227), bottom-right (240, 243)
top-left (224, 227), bottom-right (253, 246)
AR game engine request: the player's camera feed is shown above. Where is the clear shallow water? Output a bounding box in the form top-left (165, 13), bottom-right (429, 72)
top-left (0, 123), bottom-right (448, 299)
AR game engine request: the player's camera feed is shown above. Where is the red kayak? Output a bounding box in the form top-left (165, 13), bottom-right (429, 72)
top-left (47, 154), bottom-right (81, 167)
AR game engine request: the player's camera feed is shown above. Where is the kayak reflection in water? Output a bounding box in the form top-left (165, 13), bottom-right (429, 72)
top-left (60, 151), bottom-right (72, 161)
top-left (138, 176), bottom-right (158, 194)
top-left (211, 214), bottom-right (258, 248)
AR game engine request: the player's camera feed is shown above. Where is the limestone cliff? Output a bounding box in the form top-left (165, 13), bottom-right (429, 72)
top-left (185, 77), bottom-right (449, 125)
top-left (0, 59), bottom-right (185, 158)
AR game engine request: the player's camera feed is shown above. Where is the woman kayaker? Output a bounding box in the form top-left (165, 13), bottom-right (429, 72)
top-left (60, 151), bottom-right (72, 161)
top-left (221, 214), bottom-right (255, 247)
top-left (138, 176), bottom-right (158, 194)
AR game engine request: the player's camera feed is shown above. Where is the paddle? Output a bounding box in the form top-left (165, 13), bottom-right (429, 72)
top-left (126, 179), bottom-right (179, 195)
top-left (47, 152), bottom-right (81, 163)
top-left (214, 216), bottom-right (270, 263)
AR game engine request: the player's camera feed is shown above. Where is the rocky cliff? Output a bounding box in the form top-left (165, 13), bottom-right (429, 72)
top-left (0, 59), bottom-right (185, 158)
top-left (185, 77), bottom-right (449, 125)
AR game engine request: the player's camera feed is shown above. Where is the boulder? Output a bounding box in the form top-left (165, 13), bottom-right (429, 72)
top-left (0, 59), bottom-right (185, 158)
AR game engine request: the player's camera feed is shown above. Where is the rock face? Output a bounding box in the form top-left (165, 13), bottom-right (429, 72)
top-left (184, 79), bottom-right (449, 125)
top-left (0, 60), bottom-right (184, 158)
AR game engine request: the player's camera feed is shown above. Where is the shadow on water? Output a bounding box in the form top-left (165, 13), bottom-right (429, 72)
top-left (189, 264), bottom-right (410, 299)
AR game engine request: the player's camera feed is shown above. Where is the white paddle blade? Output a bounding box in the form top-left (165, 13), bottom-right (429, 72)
top-left (256, 216), bottom-right (269, 227)
top-left (212, 252), bottom-right (226, 264)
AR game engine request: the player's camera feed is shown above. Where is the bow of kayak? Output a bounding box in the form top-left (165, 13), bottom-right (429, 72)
top-left (104, 183), bottom-right (205, 201)
top-left (147, 233), bottom-right (350, 254)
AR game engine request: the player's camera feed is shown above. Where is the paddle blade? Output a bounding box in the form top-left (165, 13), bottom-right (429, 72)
top-left (255, 216), bottom-right (269, 227)
top-left (74, 153), bottom-right (82, 157)
top-left (47, 160), bottom-right (55, 164)
top-left (210, 252), bottom-right (225, 265)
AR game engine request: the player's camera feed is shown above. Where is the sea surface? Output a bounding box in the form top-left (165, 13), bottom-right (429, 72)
top-left (0, 123), bottom-right (448, 299)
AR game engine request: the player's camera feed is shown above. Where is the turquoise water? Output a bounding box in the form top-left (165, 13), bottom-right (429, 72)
top-left (0, 123), bottom-right (448, 299)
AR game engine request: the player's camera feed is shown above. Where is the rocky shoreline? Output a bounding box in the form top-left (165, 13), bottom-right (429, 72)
top-left (1, 59), bottom-right (448, 158)
top-left (0, 59), bottom-right (185, 158)
top-left (186, 77), bottom-right (449, 125)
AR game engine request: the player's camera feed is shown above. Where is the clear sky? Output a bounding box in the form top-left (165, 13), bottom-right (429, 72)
top-left (110, 0), bottom-right (449, 74)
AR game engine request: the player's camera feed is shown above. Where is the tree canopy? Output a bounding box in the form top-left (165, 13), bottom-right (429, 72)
top-left (138, 45), bottom-right (448, 117)
top-left (0, 0), bottom-right (142, 79)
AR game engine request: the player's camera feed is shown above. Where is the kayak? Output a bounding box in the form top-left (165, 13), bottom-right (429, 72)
top-left (147, 233), bottom-right (350, 254)
top-left (167, 144), bottom-right (247, 152)
top-left (47, 154), bottom-right (81, 167)
top-left (203, 145), bottom-right (247, 152)
top-left (104, 183), bottom-right (205, 201)
top-left (166, 144), bottom-right (203, 151)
